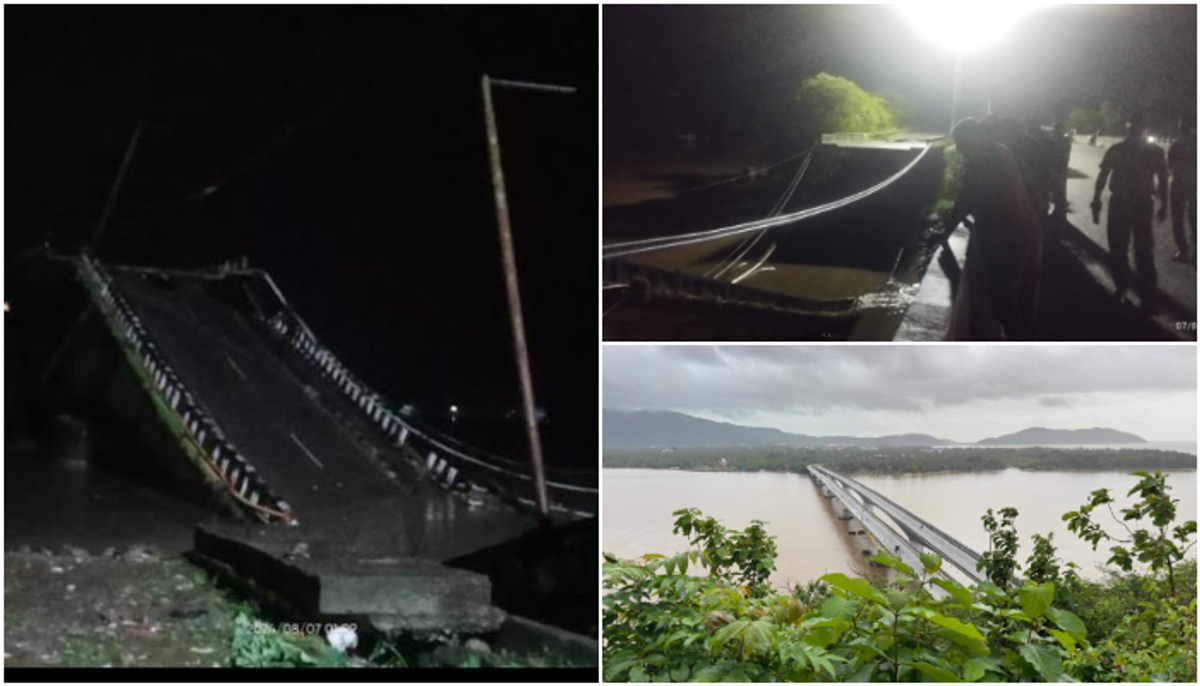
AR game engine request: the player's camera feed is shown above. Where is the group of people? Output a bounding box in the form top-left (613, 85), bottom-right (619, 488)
top-left (944, 111), bottom-right (1196, 341)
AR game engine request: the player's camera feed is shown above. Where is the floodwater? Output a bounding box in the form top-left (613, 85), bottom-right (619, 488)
top-left (4, 443), bottom-right (214, 555)
top-left (604, 467), bottom-right (1197, 589)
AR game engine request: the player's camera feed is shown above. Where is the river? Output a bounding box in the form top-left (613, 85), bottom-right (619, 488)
top-left (603, 466), bottom-right (1197, 589)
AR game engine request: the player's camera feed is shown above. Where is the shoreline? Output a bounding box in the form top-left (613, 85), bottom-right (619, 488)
top-left (603, 466), bottom-right (1198, 476)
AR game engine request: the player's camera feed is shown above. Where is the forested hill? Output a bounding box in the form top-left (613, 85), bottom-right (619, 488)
top-left (603, 445), bottom-right (1197, 475)
top-left (604, 410), bottom-right (1148, 448)
top-left (977, 427), bottom-right (1146, 445)
top-left (603, 410), bottom-right (950, 448)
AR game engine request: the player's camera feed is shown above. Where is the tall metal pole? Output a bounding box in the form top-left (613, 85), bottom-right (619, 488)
top-left (949, 50), bottom-right (963, 134)
top-left (481, 74), bottom-right (573, 519)
top-left (90, 120), bottom-right (145, 250)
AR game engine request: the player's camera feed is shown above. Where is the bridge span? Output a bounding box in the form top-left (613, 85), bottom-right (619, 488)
top-left (809, 465), bottom-right (985, 586)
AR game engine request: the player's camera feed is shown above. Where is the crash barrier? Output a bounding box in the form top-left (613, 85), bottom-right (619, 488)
top-left (77, 255), bottom-right (296, 525)
top-left (601, 259), bottom-right (857, 316)
top-left (240, 271), bottom-right (598, 520)
top-left (602, 143), bottom-right (934, 260)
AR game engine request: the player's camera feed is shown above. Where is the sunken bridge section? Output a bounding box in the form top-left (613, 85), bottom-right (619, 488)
top-left (808, 464), bottom-right (986, 591)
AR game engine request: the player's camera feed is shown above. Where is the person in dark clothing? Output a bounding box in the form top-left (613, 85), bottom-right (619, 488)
top-left (1091, 112), bottom-right (1169, 308)
top-left (1050, 121), bottom-right (1072, 217)
top-left (1168, 115), bottom-right (1197, 262)
top-left (947, 118), bottom-right (1043, 340)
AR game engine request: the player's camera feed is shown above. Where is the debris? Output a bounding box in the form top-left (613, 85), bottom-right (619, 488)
top-left (283, 541), bottom-right (310, 560)
top-left (50, 566), bottom-right (64, 574)
top-left (189, 647), bottom-right (215, 655)
top-left (465, 638), bottom-right (491, 655)
top-left (326, 625), bottom-right (358, 653)
top-left (66, 584), bottom-right (76, 593)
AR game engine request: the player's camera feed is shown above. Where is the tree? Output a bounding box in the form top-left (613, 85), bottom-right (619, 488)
top-left (1063, 470), bottom-right (1197, 598)
top-left (1026, 533), bottom-right (1062, 585)
top-left (978, 507), bottom-right (1021, 588)
top-left (795, 72), bottom-right (895, 137)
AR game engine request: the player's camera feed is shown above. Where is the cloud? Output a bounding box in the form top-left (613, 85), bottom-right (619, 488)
top-left (603, 346), bottom-right (1196, 435)
top-left (1038, 396), bottom-right (1073, 408)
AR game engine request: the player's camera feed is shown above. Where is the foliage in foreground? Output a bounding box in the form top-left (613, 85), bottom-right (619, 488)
top-left (603, 471), bottom-right (1196, 682)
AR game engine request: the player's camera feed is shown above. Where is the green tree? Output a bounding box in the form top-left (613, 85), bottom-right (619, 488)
top-left (1063, 470), bottom-right (1197, 598)
top-left (1026, 533), bottom-right (1062, 585)
top-left (795, 72), bottom-right (895, 137)
top-left (978, 507), bottom-right (1022, 588)
top-left (672, 508), bottom-right (779, 596)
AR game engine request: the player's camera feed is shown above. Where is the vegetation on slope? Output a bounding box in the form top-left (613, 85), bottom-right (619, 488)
top-left (603, 445), bottom-right (1196, 475)
top-left (603, 471), bottom-right (1196, 682)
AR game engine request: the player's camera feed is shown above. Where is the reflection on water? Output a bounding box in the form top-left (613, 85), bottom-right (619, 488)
top-left (4, 444), bottom-right (215, 555)
top-left (604, 467), bottom-right (1197, 587)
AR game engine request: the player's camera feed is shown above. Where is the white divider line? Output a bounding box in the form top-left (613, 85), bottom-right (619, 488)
top-left (226, 356), bottom-right (249, 382)
top-left (289, 432), bottom-right (325, 470)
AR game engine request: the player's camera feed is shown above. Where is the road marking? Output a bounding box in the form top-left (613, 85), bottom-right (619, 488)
top-left (225, 356), bottom-right (249, 382)
top-left (289, 432), bottom-right (325, 469)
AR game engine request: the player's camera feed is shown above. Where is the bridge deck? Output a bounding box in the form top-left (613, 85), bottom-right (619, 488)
top-left (810, 469), bottom-right (948, 599)
top-left (109, 268), bottom-right (538, 562)
top-left (811, 465), bottom-right (984, 584)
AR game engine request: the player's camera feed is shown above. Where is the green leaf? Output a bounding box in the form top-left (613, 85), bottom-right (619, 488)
top-left (679, 553), bottom-right (689, 575)
top-left (1045, 606), bottom-right (1087, 641)
top-left (605, 658), bottom-right (638, 681)
top-left (670, 666), bottom-right (690, 682)
top-left (962, 658), bottom-right (984, 682)
top-left (913, 661), bottom-right (964, 682)
top-left (927, 614), bottom-right (988, 656)
top-left (869, 553), bottom-right (916, 577)
top-left (739, 619), bottom-right (777, 658)
top-left (665, 556), bottom-right (676, 576)
top-left (820, 595), bottom-right (846, 618)
top-left (710, 620), bottom-right (750, 655)
top-left (845, 662), bottom-right (875, 682)
top-left (920, 552), bottom-right (944, 574)
top-left (1019, 643), bottom-right (1062, 682)
top-left (629, 665), bottom-right (649, 682)
top-left (1018, 582), bottom-right (1054, 619)
top-left (819, 572), bottom-right (888, 606)
top-left (691, 663), bottom-right (730, 682)
top-left (1047, 628), bottom-right (1077, 655)
top-left (930, 577), bottom-right (974, 607)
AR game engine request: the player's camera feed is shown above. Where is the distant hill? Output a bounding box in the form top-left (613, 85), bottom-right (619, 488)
top-left (975, 427), bottom-right (1147, 446)
top-left (603, 410), bottom-right (951, 448)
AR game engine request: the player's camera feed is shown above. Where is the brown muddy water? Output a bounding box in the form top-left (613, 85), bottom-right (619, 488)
top-left (604, 467), bottom-right (1197, 589)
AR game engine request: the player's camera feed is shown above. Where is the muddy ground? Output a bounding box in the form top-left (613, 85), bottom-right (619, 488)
top-left (4, 548), bottom-right (240, 668)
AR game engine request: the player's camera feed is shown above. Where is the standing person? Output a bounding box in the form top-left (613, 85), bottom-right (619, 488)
top-left (1091, 112), bottom-right (1169, 309)
top-left (1050, 121), bottom-right (1072, 218)
top-left (945, 118), bottom-right (1043, 341)
top-left (1168, 115), bottom-right (1196, 262)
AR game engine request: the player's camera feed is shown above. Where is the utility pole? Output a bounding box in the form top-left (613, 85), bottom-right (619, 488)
top-left (480, 74), bottom-right (576, 520)
top-left (90, 120), bottom-right (146, 251)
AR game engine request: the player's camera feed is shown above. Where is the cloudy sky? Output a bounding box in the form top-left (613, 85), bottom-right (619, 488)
top-left (603, 346), bottom-right (1197, 443)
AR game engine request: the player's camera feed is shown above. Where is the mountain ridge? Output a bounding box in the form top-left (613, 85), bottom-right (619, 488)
top-left (604, 410), bottom-right (1147, 448)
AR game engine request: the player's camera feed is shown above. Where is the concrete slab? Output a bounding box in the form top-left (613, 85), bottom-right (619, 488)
top-left (193, 523), bottom-right (504, 635)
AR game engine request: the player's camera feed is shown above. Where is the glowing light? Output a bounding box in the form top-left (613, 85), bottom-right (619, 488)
top-left (449, 405), bottom-right (459, 413)
top-left (3, 301), bottom-right (8, 313)
top-left (1148, 136), bottom-right (1157, 143)
top-left (896, 3), bottom-right (1049, 53)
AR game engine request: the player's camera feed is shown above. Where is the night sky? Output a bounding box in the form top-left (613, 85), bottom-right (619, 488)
top-left (605, 4), bottom-right (1196, 152)
top-left (6, 6), bottom-right (597, 467)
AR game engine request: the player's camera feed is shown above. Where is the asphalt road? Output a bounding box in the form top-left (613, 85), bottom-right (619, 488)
top-left (1063, 135), bottom-right (1197, 337)
top-left (110, 269), bottom-right (537, 561)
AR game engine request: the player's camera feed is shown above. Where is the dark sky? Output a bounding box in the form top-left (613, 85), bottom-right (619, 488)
top-left (6, 5), bottom-right (597, 467)
top-left (605, 4), bottom-right (1196, 148)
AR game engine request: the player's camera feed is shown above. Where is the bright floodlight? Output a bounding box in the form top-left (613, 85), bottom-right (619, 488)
top-left (897, 3), bottom-right (1048, 53)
